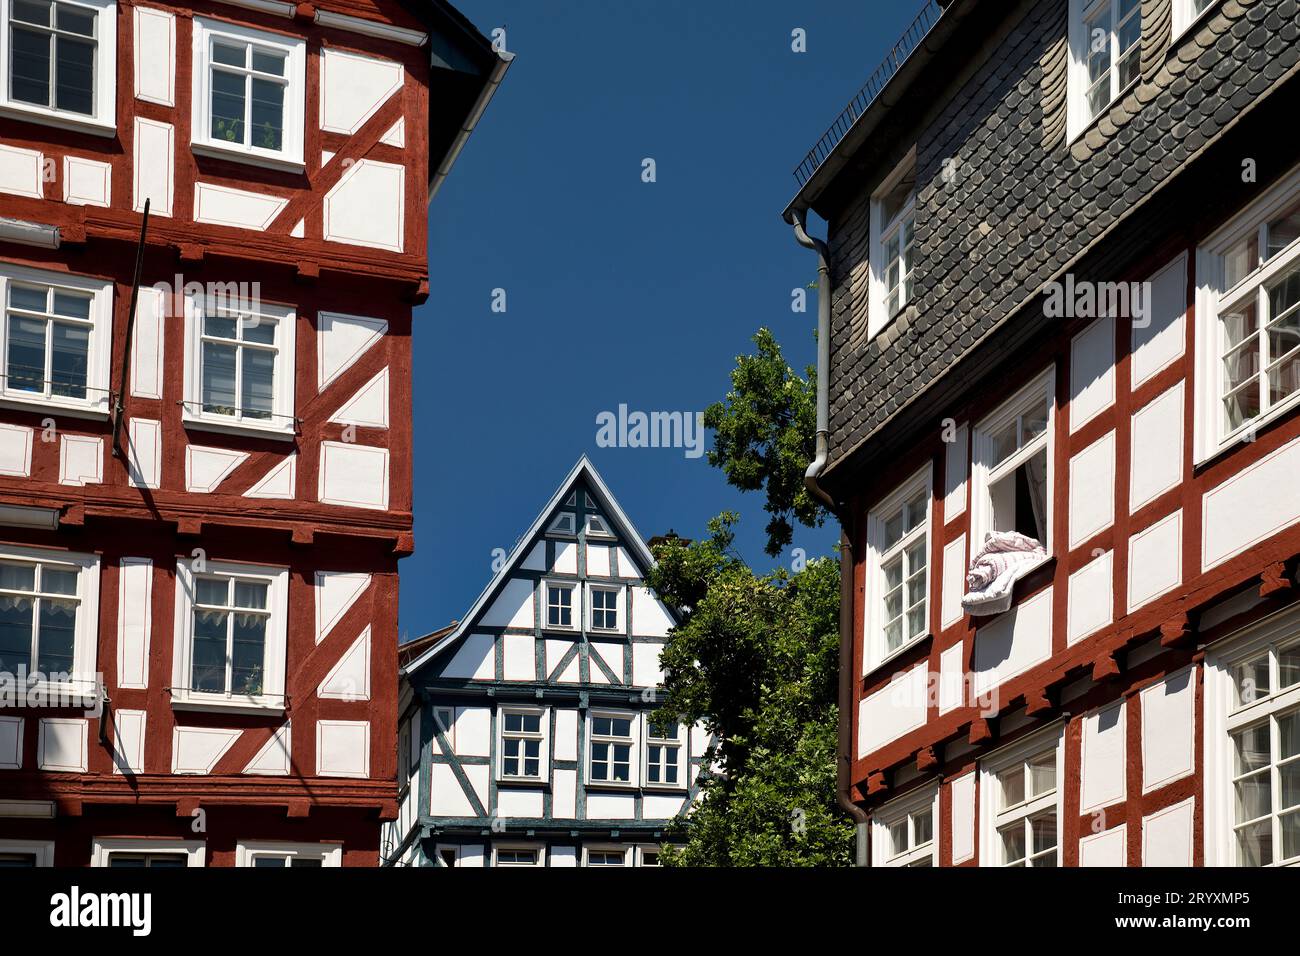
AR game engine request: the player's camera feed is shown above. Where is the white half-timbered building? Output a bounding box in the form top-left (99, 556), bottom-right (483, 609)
top-left (383, 456), bottom-right (712, 867)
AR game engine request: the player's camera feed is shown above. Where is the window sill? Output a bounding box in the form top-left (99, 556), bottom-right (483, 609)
top-left (640, 784), bottom-right (688, 794)
top-left (172, 695), bottom-right (284, 716)
top-left (0, 394), bottom-right (110, 421)
top-left (863, 632), bottom-right (932, 680)
top-left (965, 552), bottom-right (1057, 622)
top-left (0, 102), bottom-right (115, 138)
top-left (496, 776), bottom-right (547, 788)
top-left (586, 781), bottom-right (637, 791)
top-left (191, 141), bottom-right (307, 176)
top-left (1196, 391), bottom-right (1300, 470)
top-left (0, 681), bottom-right (97, 708)
top-left (588, 627), bottom-right (625, 637)
top-left (182, 413), bottom-right (296, 442)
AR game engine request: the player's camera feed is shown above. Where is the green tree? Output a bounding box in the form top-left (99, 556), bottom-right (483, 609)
top-left (704, 327), bottom-right (822, 557)
top-left (648, 327), bottom-right (852, 866)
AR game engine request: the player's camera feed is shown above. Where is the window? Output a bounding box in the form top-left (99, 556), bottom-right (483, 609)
top-left (868, 149), bottom-right (916, 337)
top-left (864, 466), bottom-right (931, 673)
top-left (0, 545), bottom-right (99, 696)
top-left (545, 582), bottom-right (574, 629)
top-left (1172, 0), bottom-right (1216, 38)
top-left (644, 718), bottom-right (683, 788)
top-left (1206, 610), bottom-right (1300, 866)
top-left (637, 846), bottom-right (661, 867)
top-left (0, 840), bottom-right (53, 866)
top-left (590, 712), bottom-right (635, 785)
top-left (971, 370), bottom-right (1054, 552)
top-left (871, 785), bottom-right (938, 867)
top-left (190, 17), bottom-right (305, 169)
top-left (91, 839), bottom-right (205, 867)
top-left (584, 846), bottom-right (629, 867)
top-left (172, 559), bottom-right (288, 712)
top-left (436, 846), bottom-right (459, 868)
top-left (499, 707), bottom-right (545, 781)
top-left (548, 511), bottom-right (576, 535)
top-left (183, 294), bottom-right (296, 439)
top-left (979, 728), bottom-right (1063, 867)
top-left (1195, 169), bottom-right (1300, 462)
top-left (589, 585), bottom-right (621, 632)
top-left (494, 845), bottom-right (543, 867)
top-left (0, 264), bottom-right (112, 416)
top-left (434, 706), bottom-right (455, 749)
top-left (0, 0), bottom-right (116, 133)
top-left (1068, 0), bottom-right (1141, 138)
top-left (586, 514), bottom-right (612, 537)
top-left (236, 842), bottom-right (341, 867)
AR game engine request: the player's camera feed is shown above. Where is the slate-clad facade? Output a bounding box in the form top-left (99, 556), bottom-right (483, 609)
top-left (788, 0), bottom-right (1300, 866)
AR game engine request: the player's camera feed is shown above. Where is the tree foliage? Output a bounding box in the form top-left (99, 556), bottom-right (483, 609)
top-left (703, 328), bottom-right (822, 557)
top-left (646, 324), bottom-right (852, 865)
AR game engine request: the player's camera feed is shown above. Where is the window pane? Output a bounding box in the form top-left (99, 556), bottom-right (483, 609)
top-left (1281, 760), bottom-right (1300, 812)
top-left (253, 856), bottom-right (287, 867)
top-left (1000, 824), bottom-right (1026, 864)
top-left (1000, 764), bottom-right (1025, 809)
top-left (290, 857), bottom-right (323, 867)
top-left (1031, 812), bottom-right (1057, 853)
top-left (204, 312), bottom-right (238, 339)
top-left (10, 26), bottom-right (52, 107)
top-left (191, 609), bottom-right (228, 692)
top-left (1233, 723), bottom-right (1271, 776)
top-left (54, 35), bottom-right (95, 115)
top-left (231, 614), bottom-right (265, 694)
top-left (8, 285), bottom-right (46, 313)
top-left (905, 538), bottom-right (927, 574)
top-left (42, 568), bottom-right (77, 595)
top-left (1232, 655), bottom-right (1270, 708)
top-left (0, 594), bottom-right (34, 675)
top-left (249, 77), bottom-right (284, 151)
top-left (195, 577), bottom-right (227, 606)
top-left (50, 322), bottom-right (88, 399)
top-left (201, 341), bottom-right (237, 415)
top-left (0, 563), bottom-right (36, 592)
top-left (913, 809), bottom-right (933, 847)
top-left (989, 419), bottom-right (1018, 467)
top-left (7, 316), bottom-right (47, 393)
top-left (36, 598), bottom-right (76, 675)
top-left (210, 70), bottom-right (246, 144)
top-left (882, 510), bottom-right (904, 550)
top-left (51, 291), bottom-right (90, 319)
top-left (55, 4), bottom-right (95, 36)
top-left (1236, 819), bottom-right (1272, 866)
top-left (242, 316), bottom-right (276, 345)
top-left (12, 0), bottom-right (51, 26)
top-left (1234, 769), bottom-right (1271, 822)
top-left (233, 581), bottom-right (267, 610)
top-left (251, 49), bottom-right (285, 76)
top-left (888, 819), bottom-right (908, 856)
top-left (212, 41), bottom-right (245, 67)
top-left (1281, 645), bottom-right (1300, 689)
top-left (1028, 753), bottom-right (1056, 796)
top-left (241, 347), bottom-right (275, 419)
top-left (1225, 233), bottom-right (1260, 287)
top-left (1283, 810), bottom-right (1300, 863)
top-left (1282, 710), bottom-right (1300, 761)
top-left (1267, 199), bottom-right (1300, 259)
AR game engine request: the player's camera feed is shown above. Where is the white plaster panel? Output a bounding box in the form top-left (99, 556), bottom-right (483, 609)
top-left (1067, 550), bottom-right (1113, 646)
top-left (111, 709), bottom-right (147, 775)
top-left (316, 720), bottom-right (370, 778)
top-left (502, 633), bottom-right (535, 681)
top-left (950, 771), bottom-right (976, 864)
top-left (631, 587), bottom-right (674, 637)
top-left (442, 634), bottom-right (495, 681)
top-left (171, 726), bottom-right (239, 774)
top-left (185, 445), bottom-right (248, 493)
top-left (1141, 668), bottom-right (1195, 793)
top-left (243, 722), bottom-right (291, 775)
top-left (319, 48), bottom-right (403, 134)
top-left (632, 641), bottom-right (665, 687)
top-left (318, 441), bottom-right (389, 510)
top-left (244, 455), bottom-right (296, 499)
top-left (586, 792), bottom-right (636, 819)
top-left (857, 661), bottom-right (928, 758)
top-left (1070, 314), bottom-right (1115, 432)
top-left (1127, 512), bottom-right (1182, 613)
top-left (194, 182), bottom-right (287, 231)
top-left (130, 285), bottom-right (164, 398)
top-left (481, 578), bottom-right (535, 629)
top-left (1130, 382), bottom-right (1184, 512)
top-left (971, 586), bottom-right (1054, 697)
top-left (133, 118), bottom-right (174, 216)
top-left (431, 763), bottom-right (475, 816)
top-left (0, 717), bottom-right (23, 769)
top-left (63, 155), bottom-right (112, 206)
top-left (941, 533), bottom-right (967, 631)
top-left (943, 422), bottom-right (969, 520)
top-left (1132, 252), bottom-right (1187, 388)
top-left (0, 144), bottom-right (43, 198)
top-left (327, 367), bottom-right (389, 428)
top-left (0, 424), bottom-right (32, 477)
top-left (554, 541), bottom-right (577, 574)
top-left (133, 6), bottom-right (176, 106)
top-left (323, 159), bottom-right (405, 252)
top-left (316, 312), bottom-right (387, 390)
top-left (59, 435), bottom-right (103, 487)
top-left (1068, 430), bottom-right (1116, 549)
top-left (314, 571), bottom-right (370, 643)
top-left (39, 718), bottom-right (87, 772)
top-left (116, 557), bottom-right (153, 689)
top-left (554, 708), bottom-right (578, 762)
top-left (1079, 825), bottom-right (1127, 867)
top-left (553, 768), bottom-right (577, 818)
top-left (1202, 434), bottom-right (1300, 570)
top-left (1080, 701), bottom-right (1126, 813)
top-left (938, 641), bottom-right (964, 714)
top-left (1142, 797), bottom-right (1194, 866)
top-left (318, 627), bottom-right (371, 700)
top-left (126, 418), bottom-right (161, 488)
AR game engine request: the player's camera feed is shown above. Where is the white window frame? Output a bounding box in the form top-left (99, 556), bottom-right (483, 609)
top-left (1067, 0), bottom-right (1142, 141)
top-left (0, 838), bottom-right (54, 866)
top-left (871, 783), bottom-right (939, 867)
top-left (978, 724), bottom-right (1065, 867)
top-left (492, 843), bottom-right (544, 867)
top-left (190, 16), bottom-right (306, 171)
top-left (543, 579), bottom-right (576, 631)
top-left (90, 838), bottom-right (205, 867)
top-left (585, 513), bottom-right (613, 537)
top-left (970, 367), bottom-right (1056, 558)
top-left (497, 704), bottom-right (547, 783)
top-left (182, 292), bottom-right (297, 441)
top-left (583, 844), bottom-right (631, 867)
top-left (235, 841), bottom-right (342, 867)
top-left (547, 511), bottom-right (576, 536)
top-left (642, 714), bottom-right (685, 791)
top-left (0, 543), bottom-right (100, 701)
top-left (170, 558), bottom-right (289, 714)
top-left (1193, 164), bottom-right (1300, 465)
top-left (0, 0), bottom-right (117, 135)
top-left (0, 263), bottom-right (113, 418)
top-left (587, 582), bottom-right (625, 634)
top-left (863, 464), bottom-right (932, 675)
top-left (1205, 605), bottom-right (1300, 867)
top-left (588, 708), bottom-right (638, 788)
top-left (1172, 0), bottom-right (1218, 39)
top-left (868, 147), bottom-right (917, 340)
top-left (635, 845), bottom-right (661, 867)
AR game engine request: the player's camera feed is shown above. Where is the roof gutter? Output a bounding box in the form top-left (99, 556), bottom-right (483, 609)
top-left (428, 47), bottom-right (514, 203)
top-left (790, 209), bottom-right (869, 864)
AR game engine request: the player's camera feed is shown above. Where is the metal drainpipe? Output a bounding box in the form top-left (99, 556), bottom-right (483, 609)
top-left (791, 209), bottom-right (870, 866)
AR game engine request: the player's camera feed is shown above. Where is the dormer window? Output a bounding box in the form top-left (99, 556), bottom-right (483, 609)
top-left (869, 149), bottom-right (916, 338)
top-left (548, 512), bottom-right (576, 535)
top-left (1068, 0), bottom-right (1142, 139)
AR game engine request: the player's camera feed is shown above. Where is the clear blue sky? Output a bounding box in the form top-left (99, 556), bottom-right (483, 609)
top-left (402, 0), bottom-right (922, 638)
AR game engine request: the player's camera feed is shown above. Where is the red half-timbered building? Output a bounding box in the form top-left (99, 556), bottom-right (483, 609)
top-left (788, 0), bottom-right (1300, 866)
top-left (0, 0), bottom-right (507, 866)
